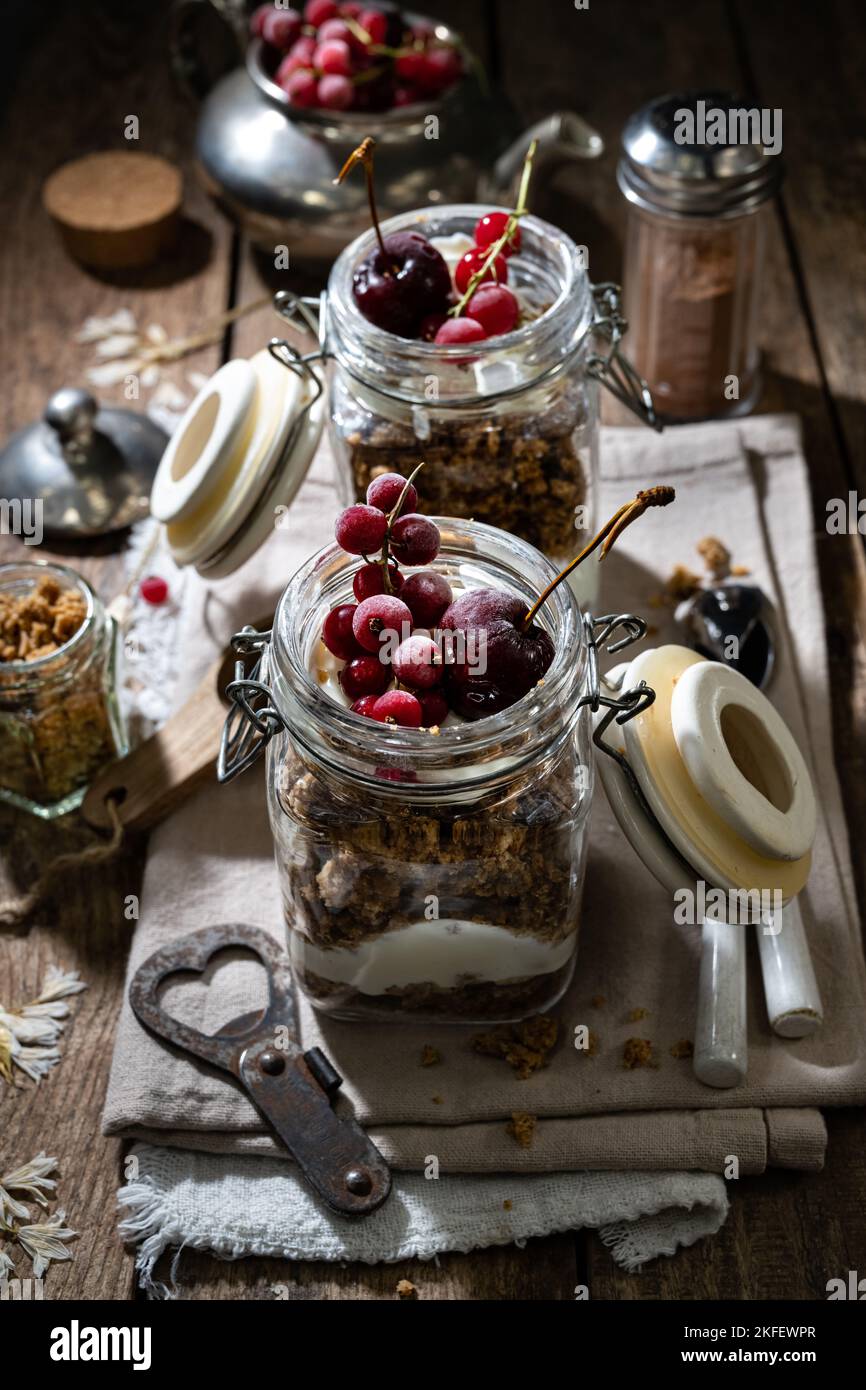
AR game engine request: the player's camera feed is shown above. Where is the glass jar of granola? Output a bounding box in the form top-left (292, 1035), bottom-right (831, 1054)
top-left (323, 206), bottom-right (610, 607)
top-left (0, 562), bottom-right (127, 818)
top-left (260, 518), bottom-right (593, 1023)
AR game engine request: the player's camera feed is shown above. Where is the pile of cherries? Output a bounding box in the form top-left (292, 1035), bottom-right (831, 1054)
top-left (251, 2), bottom-right (463, 112)
top-left (321, 471), bottom-right (555, 726)
top-left (353, 208), bottom-right (521, 344)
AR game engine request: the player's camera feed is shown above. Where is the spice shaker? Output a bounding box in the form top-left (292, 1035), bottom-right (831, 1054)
top-left (617, 91), bottom-right (782, 422)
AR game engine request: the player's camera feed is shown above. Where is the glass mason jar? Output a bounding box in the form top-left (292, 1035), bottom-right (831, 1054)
top-left (261, 519), bottom-right (594, 1024)
top-left (0, 562), bottom-right (127, 818)
top-left (324, 206), bottom-right (604, 609)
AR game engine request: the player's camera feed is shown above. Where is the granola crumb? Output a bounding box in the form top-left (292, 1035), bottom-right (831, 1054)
top-left (627, 1007), bottom-right (649, 1022)
top-left (503, 1199), bottom-right (513, 1211)
top-left (665, 564), bottom-right (701, 602)
top-left (472, 1014), bottom-right (559, 1079)
top-left (670, 1038), bottom-right (694, 1059)
top-left (696, 535), bottom-right (731, 579)
top-left (420, 1045), bottom-right (441, 1067)
top-left (623, 1037), bottom-right (655, 1069)
top-left (0, 574), bottom-right (87, 662)
top-left (426, 724), bottom-right (441, 736)
top-left (396, 1278), bottom-right (417, 1299)
top-left (507, 1112), bottom-right (537, 1148)
top-left (590, 995), bottom-right (606, 1009)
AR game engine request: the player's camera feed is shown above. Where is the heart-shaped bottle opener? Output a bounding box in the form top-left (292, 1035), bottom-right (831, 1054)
top-left (128, 923), bottom-right (391, 1217)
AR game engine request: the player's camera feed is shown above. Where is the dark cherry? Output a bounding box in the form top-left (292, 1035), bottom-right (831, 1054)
top-left (352, 230), bottom-right (451, 337)
top-left (440, 588), bottom-right (554, 719)
top-left (401, 570), bottom-right (452, 627)
top-left (340, 654), bottom-right (390, 700)
top-left (353, 560), bottom-right (403, 600)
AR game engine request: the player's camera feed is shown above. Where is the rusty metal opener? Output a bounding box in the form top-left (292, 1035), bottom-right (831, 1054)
top-left (128, 923), bottom-right (392, 1217)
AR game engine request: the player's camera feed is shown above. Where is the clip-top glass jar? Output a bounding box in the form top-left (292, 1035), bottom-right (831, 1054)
top-left (322, 206), bottom-right (655, 611)
top-left (259, 519), bottom-right (593, 1024)
top-left (0, 561), bottom-right (127, 818)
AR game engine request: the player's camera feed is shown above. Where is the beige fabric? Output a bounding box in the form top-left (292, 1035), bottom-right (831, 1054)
top-left (103, 416), bottom-right (866, 1173)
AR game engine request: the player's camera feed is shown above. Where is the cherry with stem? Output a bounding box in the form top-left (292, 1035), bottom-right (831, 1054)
top-left (335, 136), bottom-right (396, 272)
top-left (379, 462), bottom-right (424, 593)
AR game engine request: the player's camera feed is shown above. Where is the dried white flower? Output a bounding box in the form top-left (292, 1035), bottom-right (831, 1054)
top-left (0, 1152), bottom-right (58, 1223)
top-left (150, 380), bottom-right (188, 413)
top-left (75, 308), bottom-right (137, 343)
top-left (16, 1209), bottom-right (77, 1278)
top-left (95, 332), bottom-right (142, 360)
top-left (0, 968), bottom-right (87, 1086)
top-left (145, 323), bottom-right (168, 344)
top-left (86, 359), bottom-right (141, 388)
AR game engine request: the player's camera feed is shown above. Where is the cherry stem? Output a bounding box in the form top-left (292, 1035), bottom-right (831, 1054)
top-left (522, 486), bottom-right (676, 630)
top-left (380, 462), bottom-right (424, 593)
top-left (335, 136), bottom-right (393, 270)
top-left (450, 137), bottom-right (538, 318)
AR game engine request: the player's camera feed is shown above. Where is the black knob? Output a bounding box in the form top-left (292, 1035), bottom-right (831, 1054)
top-left (259, 1049), bottom-right (285, 1075)
top-left (345, 1169), bottom-right (372, 1196)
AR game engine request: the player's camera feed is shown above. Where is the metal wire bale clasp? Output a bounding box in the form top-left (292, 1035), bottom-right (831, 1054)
top-left (577, 611), bottom-right (656, 727)
top-left (587, 282), bottom-right (662, 432)
top-left (218, 627), bottom-right (287, 783)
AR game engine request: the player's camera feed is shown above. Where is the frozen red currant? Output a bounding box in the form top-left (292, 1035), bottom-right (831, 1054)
top-left (392, 634), bottom-right (442, 690)
top-left (455, 247), bottom-right (508, 294)
top-left (315, 38), bottom-right (352, 74)
top-left (140, 574), bottom-right (168, 605)
top-left (366, 472), bottom-right (418, 515)
top-left (322, 603), bottom-right (363, 660)
top-left (250, 4), bottom-right (274, 38)
top-left (389, 514), bottom-right (440, 565)
top-left (335, 503), bottom-right (388, 554)
top-left (418, 46), bottom-right (462, 91)
top-left (317, 73), bottom-right (354, 108)
top-left (263, 7), bottom-right (303, 49)
top-left (372, 689), bottom-right (423, 727)
top-left (352, 593), bottom-right (413, 652)
top-left (395, 49), bottom-right (427, 82)
top-left (351, 693), bottom-right (381, 718)
top-left (400, 570), bottom-right (452, 627)
top-left (419, 689), bottom-right (449, 727)
top-left (474, 211), bottom-right (521, 257)
top-left (358, 7), bottom-right (388, 43)
top-left (340, 654), bottom-right (389, 700)
top-left (281, 69), bottom-right (318, 106)
top-left (434, 316), bottom-right (487, 345)
top-left (316, 17), bottom-right (352, 42)
top-left (305, 0), bottom-right (338, 25)
top-left (465, 284), bottom-right (519, 336)
top-left (353, 560), bottom-right (403, 601)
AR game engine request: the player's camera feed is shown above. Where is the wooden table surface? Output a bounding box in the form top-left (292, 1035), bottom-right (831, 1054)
top-left (1, 0), bottom-right (865, 1301)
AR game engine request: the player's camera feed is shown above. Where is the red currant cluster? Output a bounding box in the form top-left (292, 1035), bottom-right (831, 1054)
top-left (251, 2), bottom-right (463, 113)
top-left (426, 212), bottom-right (521, 345)
top-left (323, 471), bottom-right (454, 728)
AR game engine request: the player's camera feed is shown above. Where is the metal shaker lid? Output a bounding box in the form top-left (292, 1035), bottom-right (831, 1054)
top-left (0, 387), bottom-right (167, 538)
top-left (617, 90), bottom-right (783, 218)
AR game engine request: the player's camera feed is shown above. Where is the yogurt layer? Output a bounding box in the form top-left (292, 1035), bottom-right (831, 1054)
top-left (294, 918), bottom-right (576, 994)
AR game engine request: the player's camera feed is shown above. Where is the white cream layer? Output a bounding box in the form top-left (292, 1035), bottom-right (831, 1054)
top-left (296, 918), bottom-right (576, 994)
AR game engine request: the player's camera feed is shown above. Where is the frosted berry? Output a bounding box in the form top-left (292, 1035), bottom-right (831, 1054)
top-left (340, 654), bottom-right (389, 699)
top-left (318, 73), bottom-right (354, 108)
top-left (454, 247), bottom-right (508, 294)
top-left (466, 284), bottom-right (519, 336)
top-left (366, 472), bottom-right (418, 515)
top-left (392, 634), bottom-right (442, 691)
top-left (305, 0), bottom-right (338, 25)
top-left (474, 211), bottom-right (521, 257)
top-left (389, 514), bottom-right (440, 565)
top-left (373, 689), bottom-right (423, 727)
top-left (395, 50), bottom-right (427, 82)
top-left (358, 7), bottom-right (388, 43)
top-left (401, 570), bottom-right (452, 627)
top-left (418, 46), bottom-right (462, 91)
top-left (322, 603), bottom-right (363, 660)
top-left (140, 574), bottom-right (168, 605)
top-left (434, 316), bottom-right (487, 345)
top-left (351, 694), bottom-right (381, 718)
top-left (352, 593), bottom-right (412, 653)
top-left (316, 17), bottom-right (352, 42)
top-left (250, 4), bottom-right (274, 37)
top-left (262, 7), bottom-right (303, 50)
top-left (281, 69), bottom-right (318, 106)
top-left (315, 38), bottom-right (353, 74)
top-left (335, 503), bottom-right (388, 554)
top-left (353, 560), bottom-right (403, 601)
top-left (419, 689), bottom-right (449, 727)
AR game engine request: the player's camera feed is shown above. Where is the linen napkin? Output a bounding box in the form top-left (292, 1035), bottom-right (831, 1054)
top-left (104, 415), bottom-right (866, 1180)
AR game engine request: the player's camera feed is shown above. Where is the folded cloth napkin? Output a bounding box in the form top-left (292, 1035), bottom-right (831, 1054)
top-left (118, 1144), bottom-right (729, 1291)
top-left (104, 415), bottom-right (866, 1179)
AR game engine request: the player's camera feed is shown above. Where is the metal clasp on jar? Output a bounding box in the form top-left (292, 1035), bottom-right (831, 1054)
top-left (587, 282), bottom-right (662, 431)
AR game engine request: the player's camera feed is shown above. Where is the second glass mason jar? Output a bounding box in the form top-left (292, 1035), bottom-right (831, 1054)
top-left (261, 519), bottom-right (593, 1024)
top-left (324, 206), bottom-right (603, 608)
top-left (0, 561), bottom-right (127, 818)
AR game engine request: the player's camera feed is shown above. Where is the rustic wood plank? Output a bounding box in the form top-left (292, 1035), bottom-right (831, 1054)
top-left (0, 0), bottom-right (233, 1300)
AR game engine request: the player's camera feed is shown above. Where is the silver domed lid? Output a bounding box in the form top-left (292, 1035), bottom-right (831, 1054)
top-left (0, 388), bottom-right (168, 538)
top-left (617, 90), bottom-right (783, 218)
